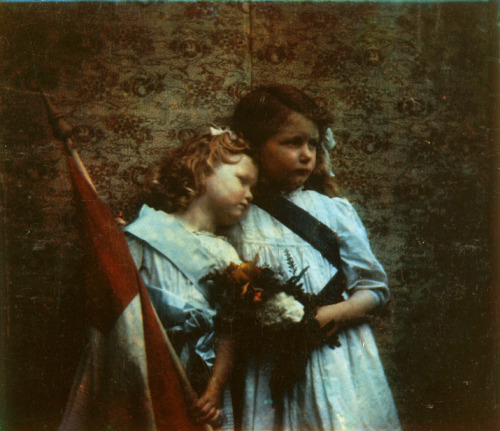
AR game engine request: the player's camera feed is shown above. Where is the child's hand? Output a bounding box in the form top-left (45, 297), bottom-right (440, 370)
top-left (315, 305), bottom-right (342, 338)
top-left (190, 335), bottom-right (232, 425)
top-left (315, 290), bottom-right (380, 338)
top-left (189, 387), bottom-right (222, 425)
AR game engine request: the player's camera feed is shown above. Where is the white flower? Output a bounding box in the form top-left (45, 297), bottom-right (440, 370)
top-left (257, 292), bottom-right (305, 327)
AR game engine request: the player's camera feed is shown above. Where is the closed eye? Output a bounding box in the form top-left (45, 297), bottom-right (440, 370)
top-left (238, 176), bottom-right (251, 186)
top-left (238, 175), bottom-right (258, 189)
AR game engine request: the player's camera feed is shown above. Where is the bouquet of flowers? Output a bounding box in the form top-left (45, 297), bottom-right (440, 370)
top-left (201, 254), bottom-right (341, 399)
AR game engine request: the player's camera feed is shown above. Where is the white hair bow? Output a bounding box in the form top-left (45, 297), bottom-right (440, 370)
top-left (324, 128), bottom-right (336, 151)
top-left (322, 128), bottom-right (336, 177)
top-left (209, 125), bottom-right (236, 140)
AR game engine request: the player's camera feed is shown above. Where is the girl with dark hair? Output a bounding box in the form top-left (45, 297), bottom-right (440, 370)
top-left (228, 85), bottom-right (401, 430)
top-left (125, 129), bottom-right (258, 429)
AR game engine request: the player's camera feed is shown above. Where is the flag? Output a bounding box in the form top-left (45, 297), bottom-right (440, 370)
top-left (59, 151), bottom-right (205, 431)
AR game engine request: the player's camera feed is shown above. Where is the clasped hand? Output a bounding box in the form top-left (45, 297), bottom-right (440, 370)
top-left (189, 386), bottom-right (222, 426)
top-left (315, 304), bottom-right (341, 338)
top-left (314, 290), bottom-right (380, 338)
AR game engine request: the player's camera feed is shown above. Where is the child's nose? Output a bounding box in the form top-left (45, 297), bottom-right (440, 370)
top-left (300, 144), bottom-right (313, 161)
top-left (245, 187), bottom-right (254, 202)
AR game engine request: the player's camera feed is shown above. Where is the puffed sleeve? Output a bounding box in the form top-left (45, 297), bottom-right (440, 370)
top-left (330, 198), bottom-right (390, 307)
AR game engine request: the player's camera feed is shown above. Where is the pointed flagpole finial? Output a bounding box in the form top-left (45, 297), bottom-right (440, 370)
top-left (37, 84), bottom-right (73, 142)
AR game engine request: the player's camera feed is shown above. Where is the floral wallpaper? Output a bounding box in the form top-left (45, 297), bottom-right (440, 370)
top-left (0, 2), bottom-right (496, 430)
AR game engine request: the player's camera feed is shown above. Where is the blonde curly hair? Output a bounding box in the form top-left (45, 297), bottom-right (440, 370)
top-left (145, 130), bottom-right (254, 213)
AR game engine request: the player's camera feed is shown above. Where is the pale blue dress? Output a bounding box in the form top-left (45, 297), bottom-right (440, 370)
top-left (226, 190), bottom-right (401, 431)
top-left (124, 205), bottom-right (240, 429)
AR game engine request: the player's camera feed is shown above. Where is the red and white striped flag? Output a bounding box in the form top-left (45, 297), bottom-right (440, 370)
top-left (59, 152), bottom-right (204, 431)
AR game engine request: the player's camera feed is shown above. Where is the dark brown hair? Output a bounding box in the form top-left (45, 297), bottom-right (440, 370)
top-left (231, 84), bottom-right (339, 197)
top-left (145, 131), bottom-right (254, 213)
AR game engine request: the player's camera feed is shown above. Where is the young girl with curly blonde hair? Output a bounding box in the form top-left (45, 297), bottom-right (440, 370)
top-left (125, 129), bottom-right (257, 429)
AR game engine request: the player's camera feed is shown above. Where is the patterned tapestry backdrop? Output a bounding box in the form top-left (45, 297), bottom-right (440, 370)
top-left (0, 2), bottom-right (497, 430)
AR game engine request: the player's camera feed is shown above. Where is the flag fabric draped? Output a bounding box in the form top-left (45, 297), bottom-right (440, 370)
top-left (60, 152), bottom-right (204, 431)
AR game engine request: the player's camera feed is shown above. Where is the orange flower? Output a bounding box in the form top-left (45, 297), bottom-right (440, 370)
top-left (229, 262), bottom-right (254, 284)
top-left (253, 291), bottom-right (263, 302)
top-left (228, 253), bottom-right (261, 285)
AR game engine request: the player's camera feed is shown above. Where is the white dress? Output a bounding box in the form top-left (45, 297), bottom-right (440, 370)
top-left (125, 205), bottom-right (240, 429)
top-left (226, 190), bottom-right (401, 431)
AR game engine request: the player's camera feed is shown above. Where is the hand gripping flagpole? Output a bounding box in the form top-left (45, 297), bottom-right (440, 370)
top-left (39, 88), bottom-right (214, 431)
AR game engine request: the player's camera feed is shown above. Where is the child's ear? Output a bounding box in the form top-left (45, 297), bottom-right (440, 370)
top-left (198, 166), bottom-right (213, 187)
top-left (199, 172), bottom-right (207, 188)
top-left (199, 169), bottom-right (208, 182)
